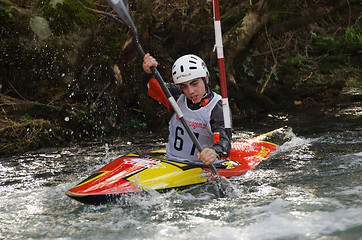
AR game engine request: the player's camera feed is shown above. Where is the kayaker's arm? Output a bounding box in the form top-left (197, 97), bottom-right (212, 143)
top-left (142, 53), bottom-right (182, 111)
top-left (210, 100), bottom-right (232, 158)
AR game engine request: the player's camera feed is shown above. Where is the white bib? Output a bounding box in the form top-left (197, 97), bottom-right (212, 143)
top-left (166, 93), bottom-right (221, 161)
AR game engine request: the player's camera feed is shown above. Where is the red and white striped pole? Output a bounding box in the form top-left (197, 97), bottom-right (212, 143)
top-left (212, 0), bottom-right (232, 136)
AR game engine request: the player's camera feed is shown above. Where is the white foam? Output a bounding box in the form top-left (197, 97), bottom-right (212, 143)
top-left (274, 135), bottom-right (315, 154)
top-left (355, 151), bottom-right (362, 157)
top-left (164, 200), bottom-right (362, 240)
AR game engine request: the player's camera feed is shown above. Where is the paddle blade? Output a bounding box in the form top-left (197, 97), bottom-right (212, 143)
top-left (106, 0), bottom-right (137, 32)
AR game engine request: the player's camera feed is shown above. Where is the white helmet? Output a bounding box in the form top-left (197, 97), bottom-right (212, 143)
top-left (172, 54), bottom-right (209, 84)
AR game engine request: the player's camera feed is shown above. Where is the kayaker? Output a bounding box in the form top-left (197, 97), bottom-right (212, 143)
top-left (142, 53), bottom-right (231, 165)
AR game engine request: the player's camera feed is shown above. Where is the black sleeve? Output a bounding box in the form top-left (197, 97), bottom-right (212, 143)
top-left (142, 71), bottom-right (153, 90)
top-left (210, 100), bottom-right (232, 158)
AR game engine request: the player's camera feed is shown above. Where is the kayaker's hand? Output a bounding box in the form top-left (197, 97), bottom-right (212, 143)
top-left (143, 53), bottom-right (158, 74)
top-left (197, 148), bottom-right (218, 165)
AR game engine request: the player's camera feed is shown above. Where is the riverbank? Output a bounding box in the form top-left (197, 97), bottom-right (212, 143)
top-left (1, 0), bottom-right (361, 156)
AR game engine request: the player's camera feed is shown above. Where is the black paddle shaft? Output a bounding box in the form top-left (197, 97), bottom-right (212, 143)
top-left (106, 0), bottom-right (222, 182)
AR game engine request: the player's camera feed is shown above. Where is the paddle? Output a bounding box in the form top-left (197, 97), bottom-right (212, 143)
top-left (105, 0), bottom-right (226, 196)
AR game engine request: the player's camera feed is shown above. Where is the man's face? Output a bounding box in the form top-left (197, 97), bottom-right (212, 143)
top-left (179, 78), bottom-right (207, 104)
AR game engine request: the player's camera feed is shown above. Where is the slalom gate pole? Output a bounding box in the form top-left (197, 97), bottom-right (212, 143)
top-left (212, 0), bottom-right (232, 136)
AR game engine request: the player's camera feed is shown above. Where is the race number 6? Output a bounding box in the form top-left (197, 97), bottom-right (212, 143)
top-left (174, 126), bottom-right (199, 155)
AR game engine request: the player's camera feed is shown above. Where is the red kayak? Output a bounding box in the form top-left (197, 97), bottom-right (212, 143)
top-left (66, 126), bottom-right (292, 204)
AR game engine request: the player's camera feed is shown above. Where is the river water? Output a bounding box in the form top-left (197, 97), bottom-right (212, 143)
top-left (1, 110), bottom-right (361, 240)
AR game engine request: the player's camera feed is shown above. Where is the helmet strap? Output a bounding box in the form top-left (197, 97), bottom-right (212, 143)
top-left (201, 77), bottom-right (209, 92)
top-left (199, 77), bottom-right (211, 107)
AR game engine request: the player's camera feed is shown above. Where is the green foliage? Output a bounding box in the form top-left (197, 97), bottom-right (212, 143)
top-left (343, 17), bottom-right (362, 52)
top-left (35, 0), bottom-right (97, 35)
top-left (242, 56), bottom-right (254, 77)
top-left (286, 53), bottom-right (314, 68)
top-left (166, 57), bottom-right (174, 63)
top-left (310, 32), bottom-right (341, 52)
top-left (20, 113), bottom-right (33, 122)
top-left (241, 49), bottom-right (279, 87)
top-left (258, 66), bottom-right (279, 84)
top-left (213, 84), bottom-right (221, 95)
top-left (130, 118), bottom-right (147, 129)
top-left (310, 17), bottom-right (361, 54)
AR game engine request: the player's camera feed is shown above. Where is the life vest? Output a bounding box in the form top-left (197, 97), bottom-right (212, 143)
top-left (166, 93), bottom-right (222, 161)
